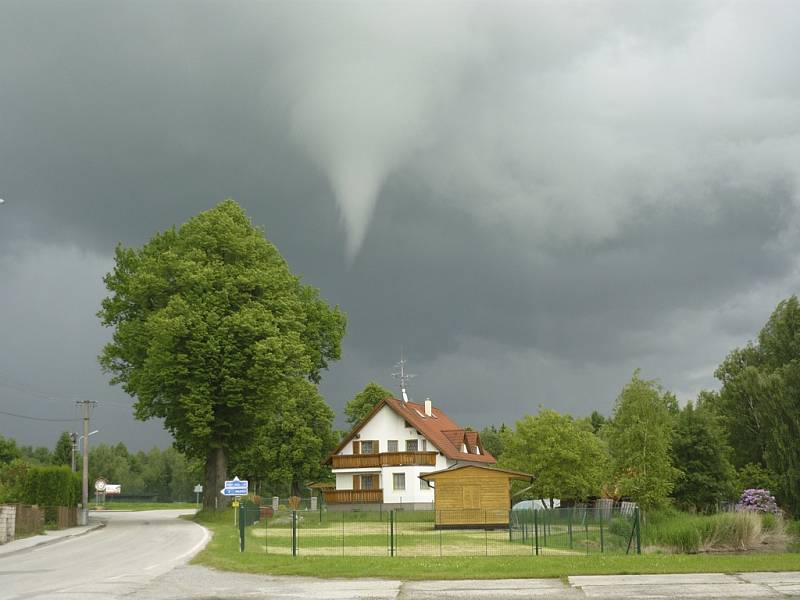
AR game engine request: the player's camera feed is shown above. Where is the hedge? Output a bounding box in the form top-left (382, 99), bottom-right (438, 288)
top-left (22, 465), bottom-right (81, 507)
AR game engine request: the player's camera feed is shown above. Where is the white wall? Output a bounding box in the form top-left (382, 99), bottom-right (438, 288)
top-left (333, 404), bottom-right (464, 503)
top-left (341, 404), bottom-right (430, 455)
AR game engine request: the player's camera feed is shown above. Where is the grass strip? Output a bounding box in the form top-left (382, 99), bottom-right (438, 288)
top-left (191, 511), bottom-right (800, 580)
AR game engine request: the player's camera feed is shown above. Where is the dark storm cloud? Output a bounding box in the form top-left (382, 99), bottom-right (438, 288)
top-left (2, 1), bottom-right (800, 447)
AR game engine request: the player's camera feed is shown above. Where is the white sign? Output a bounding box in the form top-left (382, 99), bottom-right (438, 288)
top-left (105, 484), bottom-right (121, 495)
top-left (194, 484), bottom-right (203, 494)
top-left (94, 478), bottom-right (107, 492)
top-left (220, 476), bottom-right (248, 496)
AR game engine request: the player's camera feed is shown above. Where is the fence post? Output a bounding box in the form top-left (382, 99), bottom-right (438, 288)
top-left (291, 510), bottom-right (297, 557)
top-left (543, 509), bottom-right (548, 546)
top-left (625, 509), bottom-right (636, 555)
top-left (599, 510), bottom-right (604, 554)
top-left (389, 510), bottom-right (394, 557)
top-left (635, 507), bottom-right (641, 555)
top-left (484, 509), bottom-right (488, 556)
top-left (265, 511), bottom-right (268, 555)
top-left (585, 516), bottom-right (589, 555)
top-left (533, 509), bottom-right (539, 556)
top-left (238, 504), bottom-right (245, 553)
top-left (568, 506), bottom-right (573, 549)
top-left (439, 516), bottom-right (443, 557)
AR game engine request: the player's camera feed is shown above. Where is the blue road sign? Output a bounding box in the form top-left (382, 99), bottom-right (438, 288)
top-left (220, 476), bottom-right (248, 496)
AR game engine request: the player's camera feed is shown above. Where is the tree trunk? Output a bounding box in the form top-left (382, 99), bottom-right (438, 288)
top-left (203, 445), bottom-right (229, 510)
top-left (291, 479), bottom-right (301, 497)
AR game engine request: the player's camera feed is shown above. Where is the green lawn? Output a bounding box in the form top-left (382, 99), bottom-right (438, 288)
top-left (192, 511), bottom-right (800, 579)
top-left (93, 501), bottom-right (198, 511)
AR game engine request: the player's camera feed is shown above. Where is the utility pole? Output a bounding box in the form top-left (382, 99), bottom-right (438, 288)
top-left (76, 400), bottom-right (97, 525)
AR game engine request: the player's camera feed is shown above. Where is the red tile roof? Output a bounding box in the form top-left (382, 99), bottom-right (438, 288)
top-left (328, 397), bottom-right (496, 464)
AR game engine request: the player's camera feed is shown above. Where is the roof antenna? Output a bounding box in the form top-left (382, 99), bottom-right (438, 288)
top-left (393, 349), bottom-right (416, 403)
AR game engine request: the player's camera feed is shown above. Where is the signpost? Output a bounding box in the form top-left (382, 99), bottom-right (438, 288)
top-left (194, 484), bottom-right (203, 506)
top-left (220, 477), bottom-right (248, 528)
top-left (220, 477), bottom-right (248, 497)
top-left (94, 478), bottom-right (107, 507)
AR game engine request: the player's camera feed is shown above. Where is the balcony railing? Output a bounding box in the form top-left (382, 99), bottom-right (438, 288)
top-left (331, 451), bottom-right (438, 469)
top-left (323, 489), bottom-right (384, 504)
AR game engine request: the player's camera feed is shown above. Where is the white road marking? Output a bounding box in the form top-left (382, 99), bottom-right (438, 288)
top-left (172, 521), bottom-right (211, 563)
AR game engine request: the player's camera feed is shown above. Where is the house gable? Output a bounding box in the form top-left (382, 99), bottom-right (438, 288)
top-left (326, 397), bottom-right (496, 465)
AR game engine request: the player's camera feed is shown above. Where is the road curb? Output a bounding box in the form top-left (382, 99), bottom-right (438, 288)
top-left (0, 519), bottom-right (106, 558)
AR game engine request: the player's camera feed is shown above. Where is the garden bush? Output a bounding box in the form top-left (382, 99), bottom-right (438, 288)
top-left (22, 465), bottom-right (81, 507)
top-left (736, 488), bottom-right (780, 514)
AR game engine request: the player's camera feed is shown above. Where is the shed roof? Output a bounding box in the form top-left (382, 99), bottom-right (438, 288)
top-left (418, 464), bottom-right (533, 481)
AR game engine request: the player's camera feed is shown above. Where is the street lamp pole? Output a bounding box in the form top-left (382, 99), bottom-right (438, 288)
top-left (70, 432), bottom-right (78, 472)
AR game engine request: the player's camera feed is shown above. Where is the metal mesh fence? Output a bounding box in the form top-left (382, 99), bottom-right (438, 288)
top-left (239, 504), bottom-right (640, 557)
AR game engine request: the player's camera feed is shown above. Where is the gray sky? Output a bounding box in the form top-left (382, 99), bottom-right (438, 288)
top-left (2, 1), bottom-right (799, 451)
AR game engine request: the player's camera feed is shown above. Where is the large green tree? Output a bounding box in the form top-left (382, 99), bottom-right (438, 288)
top-left (98, 200), bottom-right (346, 508)
top-left (479, 424), bottom-right (508, 460)
top-left (500, 409), bottom-right (609, 505)
top-left (714, 296), bottom-right (800, 512)
top-left (231, 379), bottom-right (336, 496)
top-left (606, 371), bottom-right (680, 510)
top-left (671, 399), bottom-right (736, 511)
top-left (344, 382), bottom-right (391, 427)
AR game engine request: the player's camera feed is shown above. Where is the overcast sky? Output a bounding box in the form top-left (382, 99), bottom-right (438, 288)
top-left (2, 1), bottom-right (799, 451)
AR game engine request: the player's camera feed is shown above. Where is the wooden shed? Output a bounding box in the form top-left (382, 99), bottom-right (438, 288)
top-left (419, 465), bottom-right (533, 529)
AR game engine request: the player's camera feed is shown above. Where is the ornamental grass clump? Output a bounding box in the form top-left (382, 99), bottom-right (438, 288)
top-left (698, 512), bottom-right (763, 552)
top-left (736, 489), bottom-right (780, 515)
top-left (643, 510), bottom-right (787, 553)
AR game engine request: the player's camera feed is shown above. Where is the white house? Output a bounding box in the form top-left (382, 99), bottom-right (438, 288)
top-left (324, 396), bottom-right (496, 510)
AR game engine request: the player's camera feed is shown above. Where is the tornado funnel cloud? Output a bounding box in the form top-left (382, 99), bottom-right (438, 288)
top-left (328, 161), bottom-right (383, 263)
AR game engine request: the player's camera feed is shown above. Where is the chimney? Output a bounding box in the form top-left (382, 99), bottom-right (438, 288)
top-left (424, 398), bottom-right (432, 416)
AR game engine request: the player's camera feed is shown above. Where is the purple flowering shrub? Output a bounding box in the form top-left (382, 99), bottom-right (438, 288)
top-left (736, 488), bottom-right (780, 514)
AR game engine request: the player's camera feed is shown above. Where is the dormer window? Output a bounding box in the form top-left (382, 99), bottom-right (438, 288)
top-left (461, 443), bottom-right (467, 453)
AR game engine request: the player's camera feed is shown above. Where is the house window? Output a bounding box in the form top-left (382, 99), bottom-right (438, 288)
top-left (406, 439), bottom-right (418, 452)
top-left (361, 440), bottom-right (377, 454)
top-left (387, 440), bottom-right (398, 452)
top-left (420, 477), bottom-right (431, 490)
top-left (362, 475), bottom-right (374, 490)
top-left (393, 473), bottom-right (405, 490)
top-left (422, 439), bottom-right (427, 451)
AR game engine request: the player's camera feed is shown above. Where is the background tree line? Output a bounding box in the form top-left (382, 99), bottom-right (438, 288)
top-left (0, 432), bottom-right (201, 503)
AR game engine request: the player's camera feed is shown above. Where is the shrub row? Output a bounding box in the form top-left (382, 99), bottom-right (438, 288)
top-left (0, 461), bottom-right (80, 507)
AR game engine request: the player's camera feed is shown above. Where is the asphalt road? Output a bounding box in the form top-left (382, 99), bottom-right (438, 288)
top-left (0, 509), bottom-right (208, 599)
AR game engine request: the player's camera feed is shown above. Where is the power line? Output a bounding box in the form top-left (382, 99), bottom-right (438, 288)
top-left (0, 370), bottom-right (80, 403)
top-left (0, 409), bottom-right (77, 423)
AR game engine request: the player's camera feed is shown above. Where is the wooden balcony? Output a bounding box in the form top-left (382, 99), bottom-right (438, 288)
top-left (323, 489), bottom-right (384, 504)
top-left (331, 451), bottom-right (438, 469)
